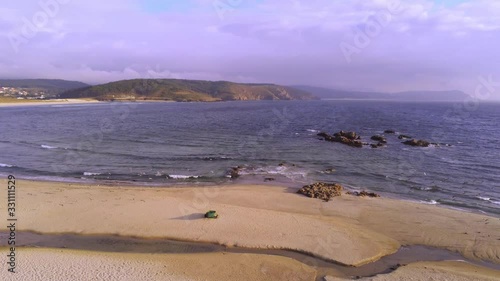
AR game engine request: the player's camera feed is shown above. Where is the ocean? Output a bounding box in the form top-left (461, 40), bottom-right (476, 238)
top-left (1, 100), bottom-right (499, 215)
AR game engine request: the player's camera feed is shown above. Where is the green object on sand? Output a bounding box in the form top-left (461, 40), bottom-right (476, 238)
top-left (204, 210), bottom-right (218, 219)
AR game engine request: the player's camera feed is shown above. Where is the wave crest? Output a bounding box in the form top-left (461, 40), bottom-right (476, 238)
top-left (41, 144), bottom-right (58, 149)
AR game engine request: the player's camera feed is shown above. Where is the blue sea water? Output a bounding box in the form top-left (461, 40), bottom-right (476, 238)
top-left (1, 100), bottom-right (499, 215)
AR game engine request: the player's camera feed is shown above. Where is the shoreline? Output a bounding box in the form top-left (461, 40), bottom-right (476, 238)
top-left (3, 174), bottom-right (498, 218)
top-left (1, 179), bottom-right (499, 280)
top-left (0, 98), bottom-right (100, 107)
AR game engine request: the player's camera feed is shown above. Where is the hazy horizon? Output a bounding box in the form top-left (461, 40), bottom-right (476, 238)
top-left (1, 0), bottom-right (499, 100)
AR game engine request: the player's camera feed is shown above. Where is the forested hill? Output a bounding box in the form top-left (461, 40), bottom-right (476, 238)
top-left (0, 79), bottom-right (88, 93)
top-left (60, 79), bottom-right (317, 101)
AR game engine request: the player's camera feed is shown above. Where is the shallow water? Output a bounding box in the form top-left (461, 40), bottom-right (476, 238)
top-left (3, 231), bottom-right (499, 280)
top-left (1, 100), bottom-right (499, 215)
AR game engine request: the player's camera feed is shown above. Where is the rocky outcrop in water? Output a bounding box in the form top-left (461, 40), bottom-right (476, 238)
top-left (370, 143), bottom-right (385, 148)
top-left (402, 139), bottom-right (430, 147)
top-left (371, 135), bottom-right (387, 143)
top-left (398, 134), bottom-right (412, 140)
top-left (334, 131), bottom-right (360, 140)
top-left (227, 166), bottom-right (242, 178)
top-left (297, 182), bottom-right (343, 202)
top-left (316, 129), bottom-right (448, 150)
top-left (317, 131), bottom-right (363, 148)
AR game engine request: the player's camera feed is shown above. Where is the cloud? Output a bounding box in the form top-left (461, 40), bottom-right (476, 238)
top-left (0, 0), bottom-right (499, 99)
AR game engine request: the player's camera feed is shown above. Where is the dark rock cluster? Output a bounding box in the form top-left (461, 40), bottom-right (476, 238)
top-left (316, 129), bottom-right (448, 149)
top-left (398, 134), bottom-right (412, 140)
top-left (370, 135), bottom-right (387, 143)
top-left (317, 131), bottom-right (363, 148)
top-left (370, 143), bottom-right (385, 148)
top-left (402, 139), bottom-right (431, 147)
top-left (227, 166), bottom-right (242, 178)
top-left (370, 135), bottom-right (387, 148)
top-left (297, 182), bottom-right (343, 202)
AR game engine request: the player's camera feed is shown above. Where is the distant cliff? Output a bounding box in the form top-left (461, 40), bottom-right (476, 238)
top-left (60, 79), bottom-right (317, 102)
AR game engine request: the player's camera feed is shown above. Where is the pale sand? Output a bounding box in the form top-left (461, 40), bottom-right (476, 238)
top-left (1, 179), bottom-right (499, 279)
top-left (0, 180), bottom-right (399, 266)
top-left (0, 99), bottom-right (99, 107)
top-left (325, 261), bottom-right (500, 281)
top-left (158, 184), bottom-right (500, 264)
top-left (0, 248), bottom-right (316, 281)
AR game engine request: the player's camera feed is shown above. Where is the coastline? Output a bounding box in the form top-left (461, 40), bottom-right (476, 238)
top-left (0, 98), bottom-right (100, 107)
top-left (1, 179), bottom-right (499, 280)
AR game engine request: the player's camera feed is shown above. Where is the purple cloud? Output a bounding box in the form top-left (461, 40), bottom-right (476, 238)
top-left (0, 0), bottom-right (499, 99)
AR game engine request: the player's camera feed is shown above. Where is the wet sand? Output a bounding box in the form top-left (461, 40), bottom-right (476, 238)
top-left (4, 231), bottom-right (500, 279)
top-left (325, 261), bottom-right (500, 281)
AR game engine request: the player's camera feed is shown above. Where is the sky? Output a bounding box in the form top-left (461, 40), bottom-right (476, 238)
top-left (0, 0), bottom-right (499, 99)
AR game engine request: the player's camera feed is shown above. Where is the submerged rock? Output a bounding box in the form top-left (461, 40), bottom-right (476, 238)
top-left (317, 132), bottom-right (331, 140)
top-left (227, 166), bottom-right (242, 178)
top-left (371, 135), bottom-right (387, 143)
top-left (402, 139), bottom-right (430, 147)
top-left (347, 191), bottom-right (381, 197)
top-left (278, 162), bottom-right (296, 167)
top-left (297, 182), bottom-right (343, 202)
top-left (370, 143), bottom-right (384, 148)
top-left (264, 177), bottom-right (275, 182)
top-left (384, 130), bottom-right (396, 134)
top-left (398, 134), bottom-right (412, 140)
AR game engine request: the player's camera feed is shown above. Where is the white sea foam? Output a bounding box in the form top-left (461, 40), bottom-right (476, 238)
top-left (41, 144), bottom-right (57, 149)
top-left (22, 175), bottom-right (91, 183)
top-left (237, 165), bottom-right (308, 180)
top-left (83, 172), bottom-right (101, 176)
top-left (0, 163), bottom-right (14, 167)
top-left (477, 196), bottom-right (491, 201)
top-left (420, 199), bottom-right (438, 205)
top-left (168, 175), bottom-right (200, 179)
top-left (492, 201), bottom-right (500, 205)
top-left (306, 129), bottom-right (320, 133)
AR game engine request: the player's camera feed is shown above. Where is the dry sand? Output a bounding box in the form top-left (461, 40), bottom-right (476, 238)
top-left (167, 184), bottom-right (500, 264)
top-left (1, 179), bottom-right (499, 280)
top-left (0, 180), bottom-right (400, 266)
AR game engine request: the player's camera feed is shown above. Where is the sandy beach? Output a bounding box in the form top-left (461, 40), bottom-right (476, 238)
top-left (0, 98), bottom-right (99, 107)
top-left (1, 179), bottom-right (499, 280)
